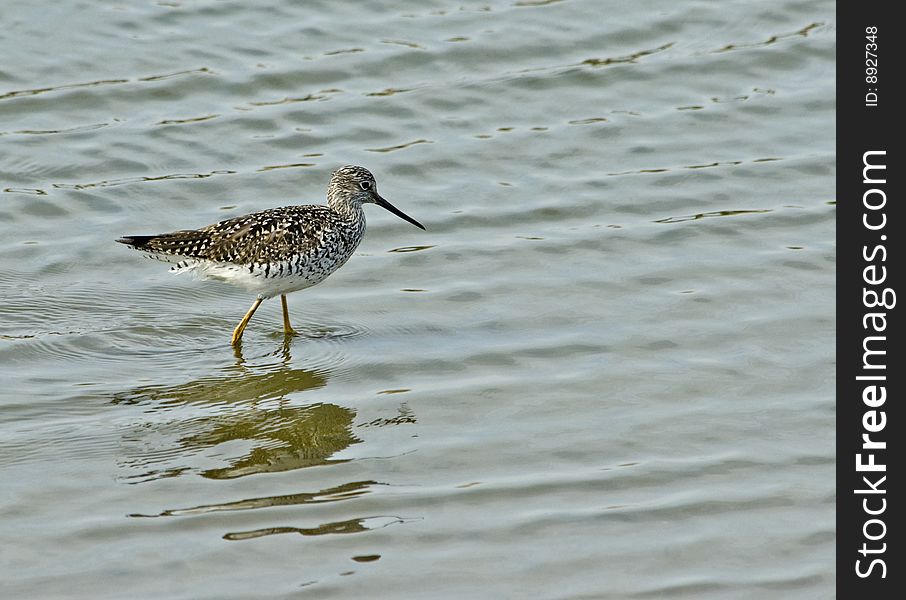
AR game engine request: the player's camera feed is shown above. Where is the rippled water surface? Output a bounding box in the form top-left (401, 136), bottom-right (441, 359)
top-left (1, 1), bottom-right (835, 598)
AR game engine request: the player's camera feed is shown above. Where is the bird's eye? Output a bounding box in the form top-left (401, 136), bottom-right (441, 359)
top-left (359, 181), bottom-right (372, 190)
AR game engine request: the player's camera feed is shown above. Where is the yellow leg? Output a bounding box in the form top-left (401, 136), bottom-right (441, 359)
top-left (231, 297), bottom-right (263, 345)
top-left (281, 294), bottom-right (297, 336)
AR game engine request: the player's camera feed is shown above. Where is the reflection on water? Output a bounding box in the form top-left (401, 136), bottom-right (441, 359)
top-left (115, 344), bottom-right (423, 543)
top-left (130, 480), bottom-right (379, 517)
top-left (192, 402), bottom-right (358, 480)
top-left (712, 22), bottom-right (823, 53)
top-left (113, 343), bottom-right (362, 482)
top-left (223, 516), bottom-right (418, 542)
top-left (113, 363), bottom-right (327, 407)
top-left (654, 209), bottom-right (772, 224)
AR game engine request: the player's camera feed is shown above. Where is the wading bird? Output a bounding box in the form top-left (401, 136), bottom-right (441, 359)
top-left (117, 165), bottom-right (425, 344)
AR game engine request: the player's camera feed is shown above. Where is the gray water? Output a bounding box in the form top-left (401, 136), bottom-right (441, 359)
top-left (1, 1), bottom-right (835, 598)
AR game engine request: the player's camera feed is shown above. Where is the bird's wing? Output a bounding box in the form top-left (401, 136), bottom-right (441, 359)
top-left (199, 206), bottom-right (332, 264)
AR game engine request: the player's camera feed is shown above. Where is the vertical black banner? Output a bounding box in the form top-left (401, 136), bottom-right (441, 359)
top-left (838, 1), bottom-right (902, 596)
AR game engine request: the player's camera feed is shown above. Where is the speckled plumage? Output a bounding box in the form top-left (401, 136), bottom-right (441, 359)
top-left (120, 203), bottom-right (368, 298)
top-left (117, 165), bottom-right (425, 344)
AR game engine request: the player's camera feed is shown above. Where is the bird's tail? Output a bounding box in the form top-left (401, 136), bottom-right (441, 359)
top-left (116, 231), bottom-right (209, 268)
top-left (115, 235), bottom-right (156, 249)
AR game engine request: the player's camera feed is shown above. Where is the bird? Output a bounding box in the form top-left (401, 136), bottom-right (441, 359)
top-left (116, 165), bottom-right (425, 345)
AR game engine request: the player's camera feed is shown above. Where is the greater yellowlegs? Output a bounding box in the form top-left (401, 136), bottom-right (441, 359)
top-left (117, 165), bottom-right (425, 345)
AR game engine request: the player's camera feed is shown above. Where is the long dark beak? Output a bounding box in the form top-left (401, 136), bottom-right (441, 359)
top-left (374, 194), bottom-right (425, 230)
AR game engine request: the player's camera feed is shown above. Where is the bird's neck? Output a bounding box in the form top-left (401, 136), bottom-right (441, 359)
top-left (328, 195), bottom-right (365, 224)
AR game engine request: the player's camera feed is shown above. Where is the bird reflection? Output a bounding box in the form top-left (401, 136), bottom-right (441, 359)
top-left (113, 343), bottom-right (360, 483)
top-left (192, 402), bottom-right (357, 480)
top-left (223, 516), bottom-right (418, 541)
top-left (129, 480), bottom-right (380, 517)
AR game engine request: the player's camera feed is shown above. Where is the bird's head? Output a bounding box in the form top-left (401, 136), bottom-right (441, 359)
top-left (327, 165), bottom-right (425, 230)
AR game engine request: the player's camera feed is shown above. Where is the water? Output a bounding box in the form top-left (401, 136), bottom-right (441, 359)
top-left (1, 1), bottom-right (835, 598)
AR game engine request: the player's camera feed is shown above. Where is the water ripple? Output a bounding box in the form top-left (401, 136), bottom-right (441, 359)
top-left (223, 515), bottom-right (417, 541)
top-left (0, 78), bottom-right (128, 101)
top-left (712, 22), bottom-right (824, 54)
top-left (156, 114), bottom-right (220, 126)
top-left (364, 87), bottom-right (414, 97)
top-left (365, 139), bottom-right (433, 153)
top-left (0, 67), bottom-right (212, 102)
top-left (256, 162), bottom-right (317, 172)
top-left (580, 42), bottom-right (675, 68)
top-left (607, 155), bottom-right (786, 176)
top-left (130, 480), bottom-right (381, 518)
top-left (654, 209), bottom-right (772, 224)
top-left (2, 187), bottom-right (47, 196)
top-left (5, 121), bottom-right (114, 136)
top-left (388, 245), bottom-right (435, 253)
top-left (247, 93), bottom-right (325, 107)
top-left (52, 169), bottom-right (236, 190)
top-left (514, 0), bottom-right (567, 6)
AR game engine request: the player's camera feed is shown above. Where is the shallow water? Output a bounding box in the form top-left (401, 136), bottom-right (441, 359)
top-left (1, 1), bottom-right (835, 598)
